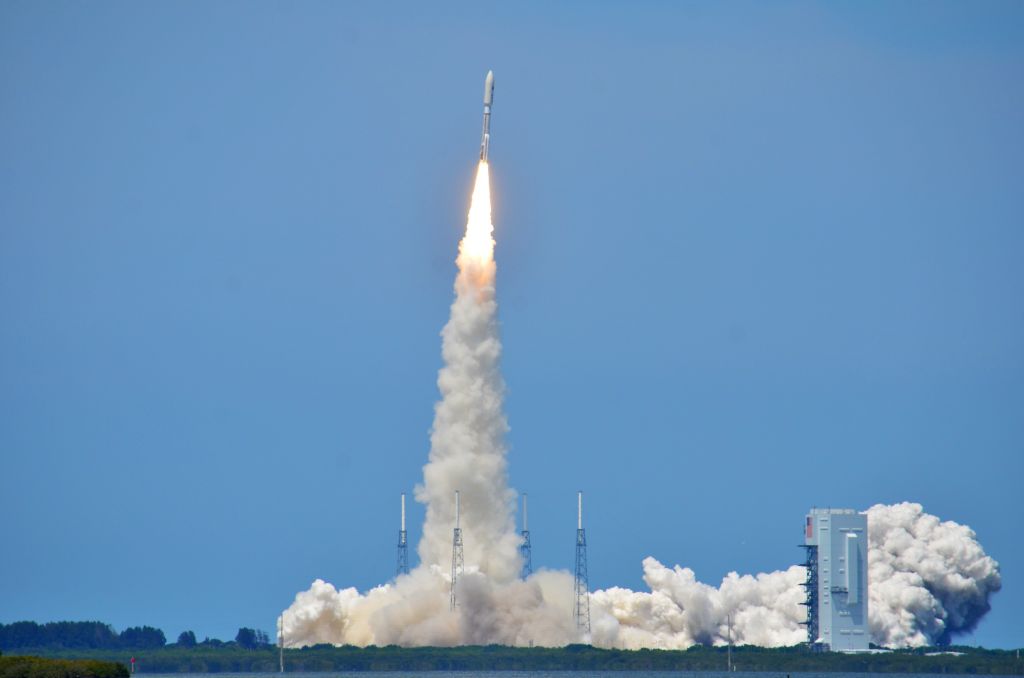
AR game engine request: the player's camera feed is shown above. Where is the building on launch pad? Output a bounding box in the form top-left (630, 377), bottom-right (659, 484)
top-left (801, 508), bottom-right (869, 652)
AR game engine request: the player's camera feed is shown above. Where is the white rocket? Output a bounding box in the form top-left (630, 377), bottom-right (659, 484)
top-left (479, 70), bottom-right (494, 161)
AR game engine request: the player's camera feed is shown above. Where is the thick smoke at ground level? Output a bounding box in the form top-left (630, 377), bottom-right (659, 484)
top-left (283, 568), bottom-right (577, 647)
top-left (281, 503), bottom-right (1000, 649)
top-left (281, 163), bottom-right (1000, 649)
top-left (588, 560), bottom-right (808, 649)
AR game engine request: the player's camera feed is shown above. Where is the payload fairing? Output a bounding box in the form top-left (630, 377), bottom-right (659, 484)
top-left (480, 70), bottom-right (494, 161)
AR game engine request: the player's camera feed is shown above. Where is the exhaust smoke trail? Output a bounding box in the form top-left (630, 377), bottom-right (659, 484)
top-left (416, 161), bottom-right (522, 585)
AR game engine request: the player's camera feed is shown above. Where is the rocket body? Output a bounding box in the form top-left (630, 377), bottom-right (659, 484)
top-left (480, 70), bottom-right (494, 161)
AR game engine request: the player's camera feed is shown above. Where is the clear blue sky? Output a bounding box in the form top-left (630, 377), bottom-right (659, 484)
top-left (1, 1), bottom-right (1021, 648)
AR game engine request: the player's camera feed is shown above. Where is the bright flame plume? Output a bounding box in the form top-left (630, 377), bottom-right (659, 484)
top-left (458, 162), bottom-right (495, 284)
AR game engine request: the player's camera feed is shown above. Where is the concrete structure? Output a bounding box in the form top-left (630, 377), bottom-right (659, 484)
top-left (801, 508), bottom-right (869, 651)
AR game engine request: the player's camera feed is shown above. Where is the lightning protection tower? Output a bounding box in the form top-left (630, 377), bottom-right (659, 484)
top-left (573, 490), bottom-right (591, 633)
top-left (277, 615), bottom-right (284, 673)
top-left (397, 493), bottom-right (410, 577)
top-left (450, 490), bottom-right (464, 611)
top-left (520, 493), bottom-right (532, 578)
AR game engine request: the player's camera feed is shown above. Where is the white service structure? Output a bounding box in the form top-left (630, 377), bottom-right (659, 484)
top-left (804, 508), bottom-right (869, 652)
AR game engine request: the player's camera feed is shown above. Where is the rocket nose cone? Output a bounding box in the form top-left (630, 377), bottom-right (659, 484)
top-left (483, 70), bottom-right (494, 104)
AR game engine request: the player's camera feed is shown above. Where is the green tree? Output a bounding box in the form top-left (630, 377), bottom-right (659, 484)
top-left (176, 631), bottom-right (196, 647)
top-left (235, 628), bottom-right (258, 650)
top-left (119, 626), bottom-right (166, 648)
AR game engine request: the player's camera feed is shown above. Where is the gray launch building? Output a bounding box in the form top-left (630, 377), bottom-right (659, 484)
top-left (801, 508), bottom-right (869, 652)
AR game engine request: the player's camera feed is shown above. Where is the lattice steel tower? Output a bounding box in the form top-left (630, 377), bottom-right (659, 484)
top-left (573, 491), bottom-right (591, 633)
top-left (799, 537), bottom-right (819, 645)
top-left (450, 490), bottom-right (464, 611)
top-left (396, 493), bottom-right (410, 577)
top-left (520, 493), bottom-right (532, 578)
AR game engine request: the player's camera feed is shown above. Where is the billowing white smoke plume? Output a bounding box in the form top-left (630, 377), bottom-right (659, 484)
top-left (588, 560), bottom-right (808, 649)
top-left (281, 164), bottom-right (1001, 650)
top-left (866, 502), bottom-right (1001, 647)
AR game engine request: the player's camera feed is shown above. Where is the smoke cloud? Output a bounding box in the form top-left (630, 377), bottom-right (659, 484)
top-left (587, 561), bottom-right (808, 649)
top-left (866, 502), bottom-right (1001, 647)
top-left (280, 164), bottom-right (1001, 650)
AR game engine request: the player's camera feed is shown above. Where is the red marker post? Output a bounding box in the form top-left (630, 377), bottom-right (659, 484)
top-left (130, 657), bottom-right (136, 673)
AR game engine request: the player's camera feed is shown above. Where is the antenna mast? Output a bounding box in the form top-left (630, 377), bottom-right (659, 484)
top-left (277, 615), bottom-right (284, 673)
top-left (727, 612), bottom-right (733, 672)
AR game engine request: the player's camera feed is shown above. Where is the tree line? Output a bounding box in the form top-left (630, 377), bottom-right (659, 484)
top-left (0, 621), bottom-right (270, 652)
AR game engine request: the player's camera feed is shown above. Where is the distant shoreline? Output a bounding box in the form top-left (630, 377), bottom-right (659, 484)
top-left (15, 644), bottom-right (1024, 674)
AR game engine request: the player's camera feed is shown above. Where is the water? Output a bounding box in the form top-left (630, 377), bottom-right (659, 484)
top-left (140, 673), bottom-right (1014, 678)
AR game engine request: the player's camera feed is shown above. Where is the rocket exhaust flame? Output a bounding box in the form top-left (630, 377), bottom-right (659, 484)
top-left (458, 163), bottom-right (495, 274)
top-left (279, 72), bottom-right (1000, 650)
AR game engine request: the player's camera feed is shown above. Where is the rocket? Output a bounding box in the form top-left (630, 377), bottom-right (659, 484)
top-left (479, 70), bottom-right (494, 162)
